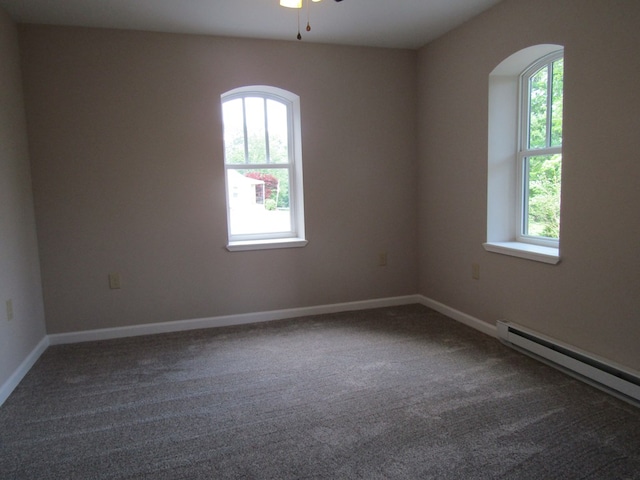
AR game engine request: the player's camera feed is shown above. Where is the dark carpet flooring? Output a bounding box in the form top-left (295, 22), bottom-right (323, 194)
top-left (1, 304), bottom-right (639, 479)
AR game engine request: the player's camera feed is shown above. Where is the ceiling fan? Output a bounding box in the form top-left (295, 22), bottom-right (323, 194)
top-left (279, 0), bottom-right (344, 40)
top-left (280, 0), bottom-right (342, 6)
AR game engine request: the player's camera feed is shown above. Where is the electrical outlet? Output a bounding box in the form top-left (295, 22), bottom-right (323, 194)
top-left (472, 263), bottom-right (480, 280)
top-left (378, 252), bottom-right (388, 267)
top-left (6, 299), bottom-right (14, 321)
top-left (109, 273), bottom-right (122, 289)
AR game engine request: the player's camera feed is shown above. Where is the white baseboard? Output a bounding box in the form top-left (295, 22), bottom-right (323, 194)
top-left (3, 294), bottom-right (494, 407)
top-left (0, 336), bottom-right (50, 406)
top-left (48, 295), bottom-right (424, 345)
top-left (417, 295), bottom-right (497, 338)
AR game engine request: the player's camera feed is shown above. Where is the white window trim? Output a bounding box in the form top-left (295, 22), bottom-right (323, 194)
top-left (226, 238), bottom-right (308, 252)
top-left (221, 86), bottom-right (307, 252)
top-left (485, 45), bottom-right (563, 264)
top-left (483, 241), bottom-right (560, 265)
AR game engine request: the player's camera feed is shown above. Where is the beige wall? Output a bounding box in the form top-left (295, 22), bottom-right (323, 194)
top-left (418, 0), bottom-right (640, 370)
top-left (18, 26), bottom-right (419, 334)
top-left (0, 8), bottom-right (46, 387)
top-left (6, 0), bottom-right (638, 382)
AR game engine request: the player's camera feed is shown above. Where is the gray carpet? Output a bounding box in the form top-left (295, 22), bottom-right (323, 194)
top-left (1, 304), bottom-right (639, 479)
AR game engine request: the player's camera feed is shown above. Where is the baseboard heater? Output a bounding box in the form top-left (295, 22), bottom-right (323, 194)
top-left (497, 321), bottom-right (640, 405)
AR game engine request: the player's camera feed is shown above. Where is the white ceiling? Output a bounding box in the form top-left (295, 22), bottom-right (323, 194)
top-left (0, 0), bottom-right (503, 50)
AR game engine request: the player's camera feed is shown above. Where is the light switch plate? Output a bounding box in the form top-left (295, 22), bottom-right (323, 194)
top-left (109, 273), bottom-right (121, 289)
top-left (6, 299), bottom-right (14, 321)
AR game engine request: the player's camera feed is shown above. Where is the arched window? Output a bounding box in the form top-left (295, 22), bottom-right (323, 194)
top-left (518, 52), bottom-right (564, 245)
top-left (484, 45), bottom-right (564, 264)
top-left (221, 86), bottom-right (307, 251)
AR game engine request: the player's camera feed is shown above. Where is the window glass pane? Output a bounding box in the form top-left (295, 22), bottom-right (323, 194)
top-left (245, 97), bottom-right (267, 164)
top-left (528, 65), bottom-right (548, 149)
top-left (524, 154), bottom-right (562, 239)
top-left (222, 98), bottom-right (246, 165)
top-left (550, 58), bottom-right (564, 147)
top-left (227, 168), bottom-right (291, 235)
top-left (266, 99), bottom-right (289, 164)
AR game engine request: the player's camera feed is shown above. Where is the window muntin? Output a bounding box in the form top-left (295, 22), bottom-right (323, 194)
top-left (221, 86), bottom-right (305, 249)
top-left (518, 53), bottom-right (564, 246)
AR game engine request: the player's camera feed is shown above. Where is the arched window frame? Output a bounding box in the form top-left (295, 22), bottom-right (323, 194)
top-left (516, 51), bottom-right (564, 247)
top-left (221, 86), bottom-right (307, 251)
top-left (484, 45), bottom-right (564, 264)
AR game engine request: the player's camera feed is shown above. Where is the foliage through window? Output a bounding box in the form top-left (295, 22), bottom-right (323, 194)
top-left (519, 53), bottom-right (564, 244)
top-left (221, 86), bottom-right (306, 250)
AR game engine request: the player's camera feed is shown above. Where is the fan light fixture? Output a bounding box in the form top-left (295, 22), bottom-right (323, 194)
top-left (280, 0), bottom-right (342, 40)
top-left (280, 0), bottom-right (322, 9)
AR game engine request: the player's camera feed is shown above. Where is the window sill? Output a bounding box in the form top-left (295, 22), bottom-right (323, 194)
top-left (226, 238), bottom-right (308, 252)
top-left (483, 241), bottom-right (560, 264)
